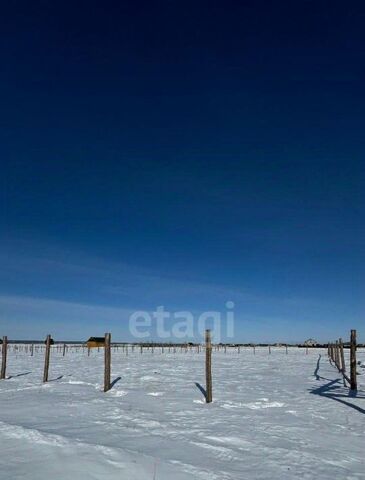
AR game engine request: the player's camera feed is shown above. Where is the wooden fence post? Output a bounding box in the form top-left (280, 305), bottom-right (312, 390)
top-left (339, 338), bottom-right (345, 373)
top-left (335, 340), bottom-right (340, 371)
top-left (205, 329), bottom-right (212, 403)
top-left (63, 344), bottom-right (66, 357)
top-left (332, 342), bottom-right (335, 362)
top-left (43, 335), bottom-right (51, 383)
top-left (1, 336), bottom-right (8, 379)
top-left (104, 332), bottom-right (111, 392)
top-left (350, 329), bottom-right (357, 391)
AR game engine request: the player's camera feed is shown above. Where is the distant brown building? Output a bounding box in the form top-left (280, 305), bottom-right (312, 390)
top-left (86, 337), bottom-right (105, 348)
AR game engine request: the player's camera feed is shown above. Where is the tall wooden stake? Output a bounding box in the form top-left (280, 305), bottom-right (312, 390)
top-left (350, 329), bottom-right (357, 391)
top-left (205, 329), bottom-right (212, 403)
top-left (335, 340), bottom-right (340, 371)
top-left (1, 336), bottom-right (8, 379)
top-left (43, 334), bottom-right (51, 383)
top-left (339, 338), bottom-right (345, 373)
top-left (104, 332), bottom-right (111, 392)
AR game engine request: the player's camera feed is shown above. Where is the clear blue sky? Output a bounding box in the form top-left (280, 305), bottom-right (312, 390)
top-left (1, 1), bottom-right (364, 342)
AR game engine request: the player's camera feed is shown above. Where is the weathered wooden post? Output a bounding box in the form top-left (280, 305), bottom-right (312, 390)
top-left (205, 329), bottom-right (212, 403)
top-left (1, 336), bottom-right (8, 379)
top-left (43, 335), bottom-right (51, 383)
top-left (104, 332), bottom-right (111, 392)
top-left (339, 338), bottom-right (345, 373)
top-left (30, 343), bottom-right (34, 357)
top-left (350, 329), bottom-right (357, 391)
top-left (63, 343), bottom-right (66, 357)
top-left (335, 340), bottom-right (340, 371)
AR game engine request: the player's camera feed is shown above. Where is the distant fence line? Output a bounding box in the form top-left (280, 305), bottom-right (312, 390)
top-left (3, 340), bottom-right (365, 348)
top-left (1, 333), bottom-right (363, 404)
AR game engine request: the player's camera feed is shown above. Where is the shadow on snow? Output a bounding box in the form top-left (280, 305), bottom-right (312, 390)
top-left (310, 354), bottom-right (365, 415)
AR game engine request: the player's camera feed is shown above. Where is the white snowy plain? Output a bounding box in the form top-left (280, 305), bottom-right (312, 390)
top-left (0, 345), bottom-right (364, 480)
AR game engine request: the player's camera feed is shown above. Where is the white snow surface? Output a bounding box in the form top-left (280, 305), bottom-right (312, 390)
top-left (0, 346), bottom-right (364, 479)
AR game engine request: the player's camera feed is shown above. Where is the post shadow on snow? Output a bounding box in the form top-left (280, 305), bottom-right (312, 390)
top-left (110, 376), bottom-right (121, 389)
top-left (7, 371), bottom-right (32, 379)
top-left (313, 354), bottom-right (321, 380)
top-left (313, 355), bottom-right (333, 383)
top-left (310, 354), bottom-right (365, 415)
top-left (195, 382), bottom-right (207, 400)
top-left (48, 375), bottom-right (63, 382)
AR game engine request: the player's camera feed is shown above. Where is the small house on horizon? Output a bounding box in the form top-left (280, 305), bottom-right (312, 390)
top-left (304, 338), bottom-right (318, 347)
top-left (86, 337), bottom-right (105, 348)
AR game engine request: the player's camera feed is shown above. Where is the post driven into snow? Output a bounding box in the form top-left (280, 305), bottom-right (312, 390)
top-left (339, 338), bottom-right (345, 374)
top-left (1, 336), bottom-right (8, 380)
top-left (350, 329), bottom-right (357, 391)
top-left (205, 329), bottom-right (213, 403)
top-left (104, 332), bottom-right (111, 392)
top-left (43, 334), bottom-right (51, 383)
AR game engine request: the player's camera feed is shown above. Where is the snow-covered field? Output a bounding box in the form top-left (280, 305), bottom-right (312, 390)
top-left (0, 346), bottom-right (364, 479)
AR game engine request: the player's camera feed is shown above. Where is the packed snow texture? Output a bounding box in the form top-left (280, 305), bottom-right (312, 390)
top-left (0, 346), bottom-right (364, 479)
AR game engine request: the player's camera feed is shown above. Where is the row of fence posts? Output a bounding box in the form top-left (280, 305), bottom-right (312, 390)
top-left (0, 331), bottom-right (214, 403)
top-left (0, 342), bottom-right (316, 356)
top-left (328, 329), bottom-right (357, 391)
top-left (1, 331), bottom-right (342, 403)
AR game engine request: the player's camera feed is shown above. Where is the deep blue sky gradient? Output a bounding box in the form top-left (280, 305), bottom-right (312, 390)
top-left (1, 1), bottom-right (364, 341)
